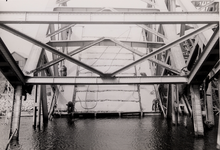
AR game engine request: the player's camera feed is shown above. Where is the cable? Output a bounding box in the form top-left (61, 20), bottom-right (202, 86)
top-left (78, 96), bottom-right (98, 110)
top-left (78, 46), bottom-right (109, 72)
top-left (104, 27), bottom-right (131, 73)
top-left (78, 72), bottom-right (98, 110)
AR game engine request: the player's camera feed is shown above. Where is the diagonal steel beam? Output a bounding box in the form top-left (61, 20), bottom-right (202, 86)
top-left (109, 38), bottom-right (144, 56)
top-left (110, 38), bottom-right (181, 74)
top-left (109, 24), bottom-right (216, 77)
top-left (138, 24), bottom-right (167, 40)
top-left (0, 24), bottom-right (105, 77)
top-left (188, 26), bottom-right (219, 84)
top-left (28, 37), bottom-right (106, 74)
top-left (148, 58), bottom-right (181, 74)
top-left (186, 36), bottom-right (199, 69)
top-left (0, 38), bottom-right (25, 85)
top-left (47, 24), bottom-right (75, 37)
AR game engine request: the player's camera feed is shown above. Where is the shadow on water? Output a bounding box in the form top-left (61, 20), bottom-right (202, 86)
top-left (0, 115), bottom-right (218, 150)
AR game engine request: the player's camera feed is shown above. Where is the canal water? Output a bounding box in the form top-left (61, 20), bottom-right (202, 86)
top-left (0, 115), bottom-right (218, 150)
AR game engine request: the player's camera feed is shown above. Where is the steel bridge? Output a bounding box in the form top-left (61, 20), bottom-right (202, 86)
top-left (0, 0), bottom-right (219, 147)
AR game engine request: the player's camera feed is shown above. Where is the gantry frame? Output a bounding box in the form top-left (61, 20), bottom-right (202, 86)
top-left (0, 0), bottom-right (219, 143)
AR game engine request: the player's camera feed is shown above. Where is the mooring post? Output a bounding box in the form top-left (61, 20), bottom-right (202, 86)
top-left (190, 84), bottom-right (204, 136)
top-left (9, 85), bottom-right (22, 141)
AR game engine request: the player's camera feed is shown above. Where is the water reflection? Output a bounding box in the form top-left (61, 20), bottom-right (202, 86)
top-left (0, 116), bottom-right (218, 150)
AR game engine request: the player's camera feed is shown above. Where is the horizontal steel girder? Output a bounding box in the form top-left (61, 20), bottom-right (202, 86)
top-left (25, 76), bottom-right (188, 85)
top-left (47, 39), bottom-right (165, 48)
top-left (0, 24), bottom-right (105, 77)
top-left (0, 11), bottom-right (218, 24)
top-left (53, 7), bottom-right (160, 12)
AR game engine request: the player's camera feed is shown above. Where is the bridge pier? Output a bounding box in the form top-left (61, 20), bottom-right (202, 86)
top-left (33, 85), bottom-right (42, 127)
top-left (33, 84), bottom-right (48, 127)
top-left (9, 85), bottom-right (22, 141)
top-left (190, 84), bottom-right (204, 136)
top-left (167, 84), bottom-right (177, 125)
top-left (180, 96), bottom-right (189, 127)
top-left (205, 80), bottom-right (214, 127)
top-left (41, 84), bottom-right (48, 124)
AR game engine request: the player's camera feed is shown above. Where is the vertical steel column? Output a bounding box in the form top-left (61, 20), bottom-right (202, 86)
top-left (33, 85), bottom-right (37, 127)
top-left (41, 70), bottom-right (48, 124)
top-left (190, 85), bottom-right (204, 136)
top-left (171, 84), bottom-right (176, 125)
top-left (41, 84), bottom-right (48, 124)
top-left (217, 61), bottom-right (220, 149)
top-left (37, 85), bottom-right (42, 127)
top-left (167, 84), bottom-right (176, 125)
top-left (9, 85), bottom-right (22, 141)
top-left (176, 85), bottom-right (181, 125)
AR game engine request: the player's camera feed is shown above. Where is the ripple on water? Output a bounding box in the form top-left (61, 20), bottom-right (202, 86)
top-left (0, 116), bottom-right (218, 150)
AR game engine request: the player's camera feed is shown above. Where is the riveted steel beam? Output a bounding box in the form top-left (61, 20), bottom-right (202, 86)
top-left (53, 7), bottom-right (160, 12)
top-left (0, 11), bottom-right (218, 24)
top-left (48, 39), bottom-right (164, 48)
top-left (25, 76), bottom-right (188, 85)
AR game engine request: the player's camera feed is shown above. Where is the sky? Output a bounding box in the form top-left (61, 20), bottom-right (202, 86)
top-left (0, 0), bottom-right (148, 57)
